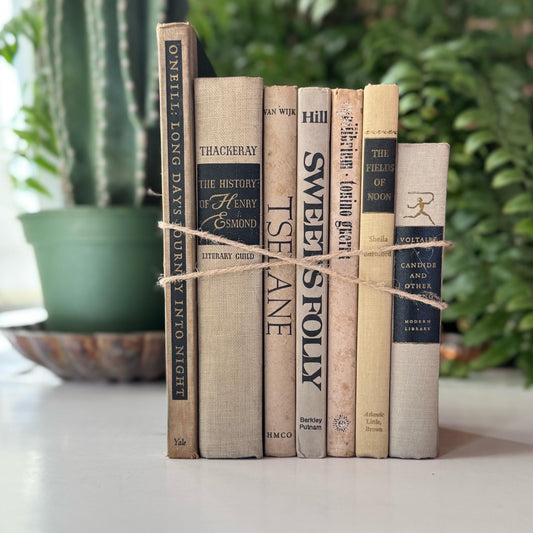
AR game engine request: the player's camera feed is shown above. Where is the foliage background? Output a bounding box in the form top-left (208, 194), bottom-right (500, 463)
top-left (189, 0), bottom-right (533, 384)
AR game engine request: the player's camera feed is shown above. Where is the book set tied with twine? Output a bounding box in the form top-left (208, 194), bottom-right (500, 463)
top-left (157, 22), bottom-right (452, 460)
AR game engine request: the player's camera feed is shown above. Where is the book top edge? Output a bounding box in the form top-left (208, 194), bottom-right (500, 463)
top-left (332, 87), bottom-right (364, 94)
top-left (298, 87), bottom-right (331, 92)
top-left (265, 85), bottom-right (298, 90)
top-left (157, 22), bottom-right (191, 30)
top-left (398, 142), bottom-right (450, 151)
top-left (196, 76), bottom-right (263, 82)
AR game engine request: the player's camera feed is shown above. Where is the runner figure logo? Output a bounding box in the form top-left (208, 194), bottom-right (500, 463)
top-left (404, 191), bottom-right (436, 225)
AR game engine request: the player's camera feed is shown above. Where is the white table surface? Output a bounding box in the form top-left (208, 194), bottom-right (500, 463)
top-left (1, 335), bottom-right (532, 533)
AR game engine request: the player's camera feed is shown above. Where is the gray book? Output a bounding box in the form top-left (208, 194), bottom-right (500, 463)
top-left (296, 87), bottom-right (331, 458)
top-left (389, 143), bottom-right (450, 459)
top-left (195, 77), bottom-right (264, 459)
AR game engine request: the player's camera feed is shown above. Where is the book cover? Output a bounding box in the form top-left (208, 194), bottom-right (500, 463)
top-left (195, 76), bottom-right (264, 459)
top-left (296, 87), bottom-right (331, 458)
top-left (389, 143), bottom-right (450, 459)
top-left (263, 86), bottom-right (297, 457)
top-left (355, 83), bottom-right (399, 458)
top-left (157, 22), bottom-right (214, 459)
top-left (327, 88), bottom-right (363, 457)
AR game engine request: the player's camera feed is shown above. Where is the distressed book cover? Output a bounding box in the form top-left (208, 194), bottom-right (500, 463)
top-left (296, 87), bottom-right (331, 458)
top-left (195, 77), bottom-right (263, 459)
top-left (327, 88), bottom-right (363, 457)
top-left (157, 22), bottom-right (214, 459)
top-left (263, 86), bottom-right (297, 457)
top-left (355, 83), bottom-right (398, 458)
top-left (389, 143), bottom-right (449, 459)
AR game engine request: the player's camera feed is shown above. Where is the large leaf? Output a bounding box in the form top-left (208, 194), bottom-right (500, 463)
top-left (503, 193), bottom-right (533, 215)
top-left (469, 333), bottom-right (521, 370)
top-left (454, 108), bottom-right (488, 131)
top-left (518, 313), bottom-right (533, 331)
top-left (462, 311), bottom-right (508, 347)
top-left (485, 148), bottom-right (513, 172)
top-left (492, 168), bottom-right (524, 188)
top-left (464, 130), bottom-right (496, 155)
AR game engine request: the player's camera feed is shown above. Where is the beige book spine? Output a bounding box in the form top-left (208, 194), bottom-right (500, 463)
top-left (157, 23), bottom-right (199, 459)
top-left (296, 87), bottom-right (331, 458)
top-left (195, 77), bottom-right (263, 459)
top-left (263, 86), bottom-right (297, 457)
top-left (389, 143), bottom-right (449, 459)
top-left (327, 88), bottom-right (363, 457)
top-left (355, 84), bottom-right (399, 458)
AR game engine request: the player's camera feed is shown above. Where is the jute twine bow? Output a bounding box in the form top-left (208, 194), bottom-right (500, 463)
top-left (158, 221), bottom-right (454, 311)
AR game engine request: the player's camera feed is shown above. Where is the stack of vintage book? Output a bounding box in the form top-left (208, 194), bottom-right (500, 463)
top-left (157, 23), bottom-right (450, 460)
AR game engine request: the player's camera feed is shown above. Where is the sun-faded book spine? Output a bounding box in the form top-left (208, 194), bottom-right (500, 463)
top-left (263, 86), bottom-right (297, 457)
top-left (355, 84), bottom-right (399, 458)
top-left (327, 88), bottom-right (363, 457)
top-left (296, 87), bottom-right (331, 458)
top-left (389, 143), bottom-right (449, 459)
top-left (157, 22), bottom-right (199, 459)
top-left (195, 76), bottom-right (263, 459)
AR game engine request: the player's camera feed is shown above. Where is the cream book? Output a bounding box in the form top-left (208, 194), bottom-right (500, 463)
top-left (296, 87), bottom-right (331, 458)
top-left (327, 88), bottom-right (363, 457)
top-left (389, 143), bottom-right (449, 459)
top-left (263, 86), bottom-right (297, 457)
top-left (157, 22), bottom-right (214, 459)
top-left (195, 76), bottom-right (263, 459)
top-left (355, 83), bottom-right (399, 458)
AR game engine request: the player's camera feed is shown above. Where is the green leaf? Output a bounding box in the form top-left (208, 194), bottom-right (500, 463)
top-left (421, 86), bottom-right (449, 104)
top-left (474, 217), bottom-right (501, 235)
top-left (491, 168), bottom-right (525, 188)
top-left (397, 79), bottom-right (423, 95)
top-left (447, 168), bottom-right (460, 193)
top-left (485, 148), bottom-right (513, 172)
top-left (310, 0), bottom-right (336, 24)
top-left (399, 93), bottom-right (422, 115)
top-left (382, 61), bottom-right (420, 84)
top-left (503, 192), bottom-right (533, 215)
top-left (420, 105), bottom-right (437, 121)
top-left (519, 313), bottom-right (533, 331)
top-left (468, 334), bottom-right (521, 370)
top-left (400, 113), bottom-right (424, 130)
top-left (514, 218), bottom-right (533, 239)
top-left (24, 178), bottom-right (51, 197)
top-left (464, 130), bottom-right (496, 155)
top-left (506, 294), bottom-right (533, 312)
top-left (463, 311), bottom-right (507, 347)
top-left (454, 109), bottom-right (488, 131)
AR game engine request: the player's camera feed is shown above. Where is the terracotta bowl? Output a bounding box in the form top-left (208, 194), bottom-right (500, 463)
top-left (3, 322), bottom-right (165, 382)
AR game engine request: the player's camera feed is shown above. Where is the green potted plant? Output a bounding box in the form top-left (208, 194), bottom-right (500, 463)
top-left (2, 0), bottom-right (187, 333)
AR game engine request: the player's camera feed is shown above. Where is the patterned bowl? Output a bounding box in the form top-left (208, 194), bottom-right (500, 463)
top-left (2, 322), bottom-right (165, 382)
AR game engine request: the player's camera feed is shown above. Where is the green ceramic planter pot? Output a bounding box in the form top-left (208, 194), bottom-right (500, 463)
top-left (19, 207), bottom-right (164, 333)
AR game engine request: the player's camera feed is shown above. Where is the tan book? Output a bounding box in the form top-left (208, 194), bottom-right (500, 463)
top-left (389, 143), bottom-right (449, 459)
top-left (263, 86), bottom-right (297, 457)
top-left (195, 77), bottom-right (263, 459)
top-left (296, 87), bottom-right (331, 458)
top-left (355, 84), bottom-right (399, 458)
top-left (327, 88), bottom-right (363, 457)
top-left (157, 22), bottom-right (214, 459)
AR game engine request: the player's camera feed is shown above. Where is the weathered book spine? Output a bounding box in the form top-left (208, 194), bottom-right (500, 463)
top-left (263, 86), bottom-right (297, 457)
top-left (355, 84), bottom-right (399, 458)
top-left (327, 88), bottom-right (363, 457)
top-left (157, 22), bottom-right (199, 459)
top-left (389, 143), bottom-right (449, 459)
top-left (195, 76), bottom-right (264, 459)
top-left (296, 87), bottom-right (331, 458)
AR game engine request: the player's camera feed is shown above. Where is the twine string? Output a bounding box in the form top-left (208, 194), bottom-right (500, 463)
top-left (158, 221), bottom-right (453, 311)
